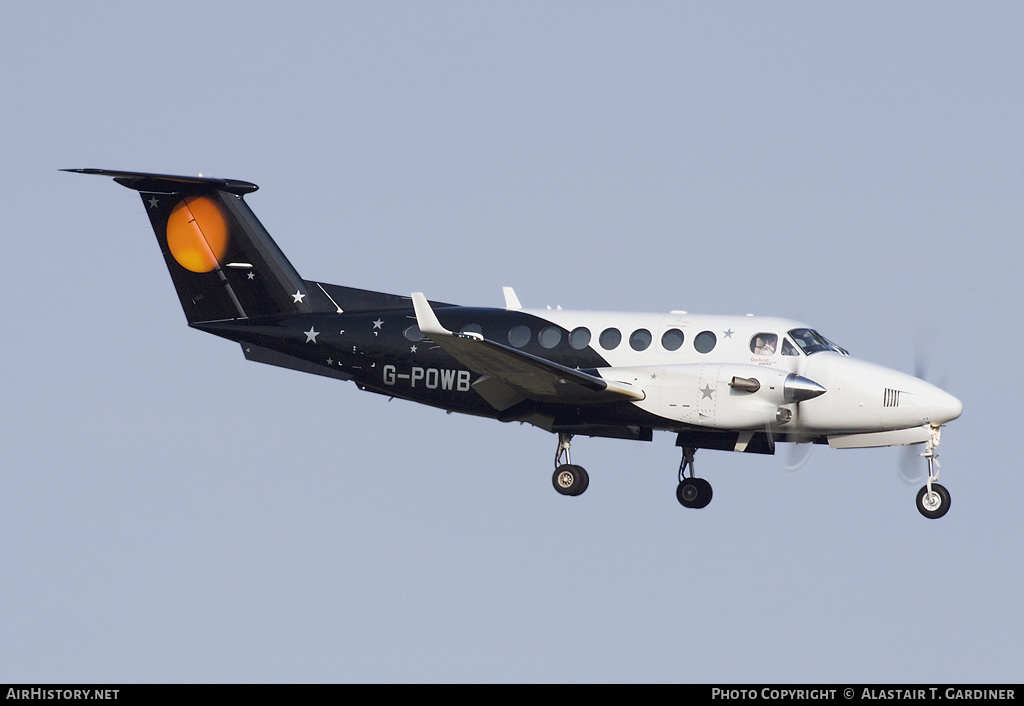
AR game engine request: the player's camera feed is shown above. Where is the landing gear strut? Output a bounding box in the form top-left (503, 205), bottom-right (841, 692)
top-left (916, 425), bottom-right (951, 519)
top-left (552, 432), bottom-right (589, 496)
top-left (676, 446), bottom-right (713, 509)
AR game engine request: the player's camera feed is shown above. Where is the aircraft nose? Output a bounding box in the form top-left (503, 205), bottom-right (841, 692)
top-left (926, 385), bottom-right (962, 425)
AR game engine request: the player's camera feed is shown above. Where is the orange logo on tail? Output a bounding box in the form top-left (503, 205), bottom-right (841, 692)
top-left (166, 196), bottom-right (229, 273)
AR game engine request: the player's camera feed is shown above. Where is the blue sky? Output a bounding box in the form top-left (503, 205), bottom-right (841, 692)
top-left (2, 2), bottom-right (1021, 682)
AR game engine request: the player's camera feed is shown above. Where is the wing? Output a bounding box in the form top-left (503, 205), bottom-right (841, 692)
top-left (411, 293), bottom-right (645, 411)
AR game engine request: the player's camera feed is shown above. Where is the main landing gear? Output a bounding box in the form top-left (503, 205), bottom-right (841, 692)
top-left (676, 446), bottom-right (713, 509)
top-left (552, 432), bottom-right (589, 496)
top-left (548, 434), bottom-right (712, 508)
top-left (916, 426), bottom-right (951, 519)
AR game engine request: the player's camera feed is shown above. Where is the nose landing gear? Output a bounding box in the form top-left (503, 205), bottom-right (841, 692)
top-left (916, 425), bottom-right (951, 519)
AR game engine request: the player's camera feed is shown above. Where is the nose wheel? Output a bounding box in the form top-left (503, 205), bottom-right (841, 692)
top-left (916, 425), bottom-right (951, 519)
top-left (916, 482), bottom-right (950, 519)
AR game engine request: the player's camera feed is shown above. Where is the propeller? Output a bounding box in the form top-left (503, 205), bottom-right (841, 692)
top-left (898, 322), bottom-right (945, 484)
top-left (784, 439), bottom-right (816, 473)
top-left (753, 373), bottom-right (825, 473)
top-left (912, 322), bottom-right (936, 381)
top-left (899, 444), bottom-right (927, 483)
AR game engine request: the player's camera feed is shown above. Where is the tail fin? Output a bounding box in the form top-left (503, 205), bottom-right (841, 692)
top-left (66, 169), bottom-right (317, 324)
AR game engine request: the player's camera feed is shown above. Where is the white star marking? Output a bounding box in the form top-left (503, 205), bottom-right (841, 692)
top-left (304, 327), bottom-right (320, 343)
top-left (247, 271), bottom-right (255, 280)
top-left (326, 358), bottom-right (333, 365)
top-left (147, 196), bottom-right (159, 209)
top-left (723, 329), bottom-right (734, 338)
top-left (410, 345), bottom-right (418, 353)
top-left (293, 290), bottom-right (306, 304)
top-left (372, 319), bottom-right (384, 329)
top-left (651, 373), bottom-right (658, 380)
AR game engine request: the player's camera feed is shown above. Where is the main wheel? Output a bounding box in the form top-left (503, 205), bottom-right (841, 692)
top-left (553, 464), bottom-right (588, 496)
top-left (692, 478), bottom-right (713, 508)
top-left (677, 479), bottom-right (699, 507)
top-left (577, 466), bottom-right (590, 495)
top-left (916, 482), bottom-right (951, 519)
top-left (676, 478), bottom-right (713, 509)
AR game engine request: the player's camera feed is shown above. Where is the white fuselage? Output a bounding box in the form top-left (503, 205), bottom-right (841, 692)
top-left (520, 308), bottom-right (962, 442)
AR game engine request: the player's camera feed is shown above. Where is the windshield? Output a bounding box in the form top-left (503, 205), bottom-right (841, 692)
top-left (787, 328), bottom-right (849, 356)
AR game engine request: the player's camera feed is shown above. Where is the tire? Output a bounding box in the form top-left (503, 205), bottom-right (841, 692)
top-left (692, 478), bottom-right (713, 509)
top-left (916, 483), bottom-right (951, 519)
top-left (553, 464), bottom-right (587, 496)
top-left (677, 480), bottom-right (699, 508)
top-left (677, 478), bottom-right (713, 509)
top-left (576, 466), bottom-right (590, 495)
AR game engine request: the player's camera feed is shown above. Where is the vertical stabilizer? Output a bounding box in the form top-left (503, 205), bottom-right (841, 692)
top-left (67, 169), bottom-right (317, 324)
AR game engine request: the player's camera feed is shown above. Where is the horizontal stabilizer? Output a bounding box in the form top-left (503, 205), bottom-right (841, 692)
top-left (62, 169), bottom-right (258, 195)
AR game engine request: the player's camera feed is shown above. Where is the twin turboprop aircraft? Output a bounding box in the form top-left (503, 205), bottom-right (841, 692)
top-left (68, 169), bottom-right (963, 518)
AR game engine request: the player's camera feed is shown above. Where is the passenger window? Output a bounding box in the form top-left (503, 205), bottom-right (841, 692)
top-left (629, 329), bottom-right (652, 351)
top-left (538, 326), bottom-right (562, 349)
top-left (750, 333), bottom-right (778, 356)
top-left (569, 327), bottom-right (592, 350)
top-left (661, 329), bottom-right (684, 351)
top-left (694, 330), bottom-right (717, 354)
top-left (782, 338), bottom-right (800, 356)
top-left (508, 325), bottom-right (531, 348)
top-left (599, 328), bottom-right (622, 350)
top-left (404, 325), bottom-right (425, 342)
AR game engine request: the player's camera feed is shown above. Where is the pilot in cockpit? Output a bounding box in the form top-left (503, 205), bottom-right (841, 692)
top-left (752, 334), bottom-right (777, 355)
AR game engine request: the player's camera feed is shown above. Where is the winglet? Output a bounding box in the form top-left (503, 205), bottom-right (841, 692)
top-left (411, 292), bottom-right (450, 337)
top-left (502, 286), bottom-right (522, 310)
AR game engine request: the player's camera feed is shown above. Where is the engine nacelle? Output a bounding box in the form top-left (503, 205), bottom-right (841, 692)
top-left (610, 363), bottom-right (826, 430)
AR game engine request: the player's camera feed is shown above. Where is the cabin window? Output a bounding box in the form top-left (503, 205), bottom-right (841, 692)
top-left (661, 328), bottom-right (684, 351)
top-left (629, 329), bottom-right (652, 351)
top-left (508, 325), bottom-right (531, 348)
top-left (599, 328), bottom-right (622, 350)
top-left (569, 327), bottom-right (592, 350)
top-left (538, 326), bottom-right (562, 349)
top-left (694, 330), bottom-right (717, 354)
top-left (781, 338), bottom-right (800, 356)
top-left (750, 333), bottom-right (777, 355)
top-left (404, 325), bottom-right (425, 342)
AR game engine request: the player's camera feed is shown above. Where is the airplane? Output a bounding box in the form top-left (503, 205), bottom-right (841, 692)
top-left (66, 169), bottom-right (963, 519)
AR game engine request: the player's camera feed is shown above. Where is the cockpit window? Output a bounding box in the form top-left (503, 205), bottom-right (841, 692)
top-left (787, 328), bottom-right (849, 356)
top-left (750, 333), bottom-right (777, 355)
top-left (781, 338), bottom-right (800, 356)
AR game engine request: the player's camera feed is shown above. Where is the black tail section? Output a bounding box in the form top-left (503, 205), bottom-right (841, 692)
top-left (67, 168), bottom-right (456, 325)
top-left (66, 169), bottom-right (316, 324)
